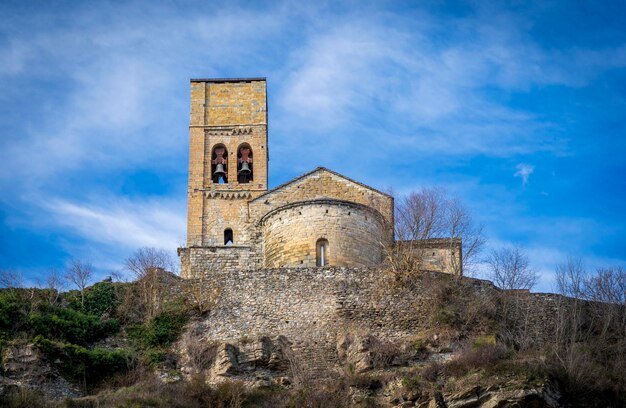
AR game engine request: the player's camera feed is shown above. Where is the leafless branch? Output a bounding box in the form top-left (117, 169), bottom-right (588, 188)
top-left (486, 246), bottom-right (538, 290)
top-left (65, 259), bottom-right (94, 307)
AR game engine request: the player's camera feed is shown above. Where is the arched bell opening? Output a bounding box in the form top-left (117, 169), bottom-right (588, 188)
top-left (316, 238), bottom-right (329, 267)
top-left (237, 143), bottom-right (253, 183)
top-left (211, 144), bottom-right (228, 184)
top-left (224, 228), bottom-right (234, 245)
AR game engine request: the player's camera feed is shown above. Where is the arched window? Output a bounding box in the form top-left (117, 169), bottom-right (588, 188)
top-left (237, 143), bottom-right (253, 183)
top-left (316, 238), bottom-right (329, 267)
top-left (224, 228), bottom-right (234, 245)
top-left (211, 145), bottom-right (228, 184)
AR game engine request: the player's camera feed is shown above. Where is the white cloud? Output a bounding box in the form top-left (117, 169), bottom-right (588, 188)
top-left (43, 197), bottom-right (186, 252)
top-left (274, 12), bottom-right (575, 162)
top-left (272, 5), bottom-right (626, 169)
top-left (514, 163), bottom-right (535, 185)
top-left (0, 3), bottom-right (287, 189)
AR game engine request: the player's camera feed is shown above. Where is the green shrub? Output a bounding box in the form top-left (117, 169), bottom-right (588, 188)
top-left (83, 281), bottom-right (118, 316)
top-left (0, 290), bottom-right (28, 334)
top-left (145, 349), bottom-right (168, 366)
top-left (34, 335), bottom-right (131, 389)
top-left (472, 335), bottom-right (496, 348)
top-left (29, 306), bottom-right (120, 344)
top-left (402, 374), bottom-right (424, 392)
top-left (128, 305), bottom-right (188, 349)
top-left (436, 307), bottom-right (459, 326)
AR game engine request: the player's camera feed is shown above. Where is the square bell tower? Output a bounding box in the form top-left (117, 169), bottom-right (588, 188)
top-left (186, 78), bottom-right (268, 248)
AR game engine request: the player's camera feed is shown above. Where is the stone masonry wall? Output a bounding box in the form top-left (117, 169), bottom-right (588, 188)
top-left (187, 79), bottom-right (268, 247)
top-left (196, 267), bottom-right (414, 341)
top-left (192, 267), bottom-right (573, 368)
top-left (193, 267), bottom-right (474, 364)
top-left (178, 246), bottom-right (261, 279)
top-left (261, 199), bottom-right (387, 268)
top-left (250, 169), bottom-right (394, 242)
top-left (396, 239), bottom-right (463, 275)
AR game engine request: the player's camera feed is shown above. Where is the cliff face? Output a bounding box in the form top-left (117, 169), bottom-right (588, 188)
top-left (0, 342), bottom-right (80, 400)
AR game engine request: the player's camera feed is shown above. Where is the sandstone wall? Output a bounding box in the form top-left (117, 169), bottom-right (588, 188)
top-left (178, 246), bottom-right (261, 279)
top-left (250, 168), bottom-right (394, 242)
top-left (187, 78), bottom-right (268, 247)
top-left (396, 239), bottom-right (463, 275)
top-left (261, 199), bottom-right (387, 268)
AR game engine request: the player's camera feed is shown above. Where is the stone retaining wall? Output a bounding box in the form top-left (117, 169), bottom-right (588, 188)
top-left (193, 267), bottom-right (576, 352)
top-left (194, 268), bottom-right (476, 345)
top-left (182, 266), bottom-right (598, 375)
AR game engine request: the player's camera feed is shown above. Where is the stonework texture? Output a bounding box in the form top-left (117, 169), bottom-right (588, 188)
top-left (186, 267), bottom-right (569, 373)
top-left (180, 77), bottom-right (457, 278)
top-left (261, 199), bottom-right (387, 268)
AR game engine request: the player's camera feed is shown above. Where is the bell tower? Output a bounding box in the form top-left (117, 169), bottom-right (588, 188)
top-left (186, 77), bottom-right (268, 247)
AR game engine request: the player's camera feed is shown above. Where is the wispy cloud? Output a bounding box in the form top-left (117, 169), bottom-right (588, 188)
top-left (514, 163), bottom-right (535, 185)
top-left (42, 197), bottom-right (186, 252)
top-left (0, 2), bottom-right (287, 189)
top-left (273, 7), bottom-right (626, 166)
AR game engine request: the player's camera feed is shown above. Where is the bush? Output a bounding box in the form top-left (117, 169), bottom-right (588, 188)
top-left (369, 337), bottom-right (399, 368)
top-left (0, 290), bottom-right (28, 334)
top-left (0, 387), bottom-right (47, 408)
top-left (34, 335), bottom-right (131, 389)
top-left (444, 341), bottom-right (509, 377)
top-left (402, 374), bottom-right (423, 391)
top-left (128, 304), bottom-right (188, 349)
top-left (184, 336), bottom-right (219, 373)
top-left (421, 362), bottom-right (443, 383)
top-left (83, 281), bottom-right (118, 316)
top-left (28, 306), bottom-right (120, 344)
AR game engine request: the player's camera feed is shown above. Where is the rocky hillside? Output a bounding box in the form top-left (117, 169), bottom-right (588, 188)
top-left (0, 269), bottom-right (624, 407)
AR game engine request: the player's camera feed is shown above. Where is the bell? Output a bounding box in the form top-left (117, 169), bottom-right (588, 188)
top-left (238, 161), bottom-right (251, 175)
top-left (213, 163), bottom-right (226, 178)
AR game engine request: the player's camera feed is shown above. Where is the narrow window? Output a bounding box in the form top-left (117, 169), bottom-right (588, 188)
top-left (211, 145), bottom-right (228, 184)
top-left (237, 144), bottom-right (253, 183)
top-left (316, 238), bottom-right (329, 267)
top-left (224, 228), bottom-right (233, 245)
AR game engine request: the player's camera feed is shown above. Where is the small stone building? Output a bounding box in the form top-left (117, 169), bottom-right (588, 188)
top-left (178, 78), bottom-right (460, 278)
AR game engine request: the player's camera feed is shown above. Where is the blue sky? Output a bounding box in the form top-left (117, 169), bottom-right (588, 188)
top-left (0, 0), bottom-right (625, 291)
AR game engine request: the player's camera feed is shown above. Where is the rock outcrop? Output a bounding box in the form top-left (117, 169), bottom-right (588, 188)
top-left (431, 382), bottom-right (562, 408)
top-left (0, 342), bottom-right (81, 400)
top-left (337, 333), bottom-right (376, 373)
top-left (181, 335), bottom-right (294, 383)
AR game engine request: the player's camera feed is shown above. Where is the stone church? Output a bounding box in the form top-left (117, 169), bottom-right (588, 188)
top-left (178, 78), bottom-right (460, 278)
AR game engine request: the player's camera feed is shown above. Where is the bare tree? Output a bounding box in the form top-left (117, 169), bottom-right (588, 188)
top-left (65, 260), bottom-right (94, 308)
top-left (486, 246), bottom-right (538, 290)
top-left (125, 247), bottom-right (175, 278)
top-left (556, 257), bottom-right (625, 305)
top-left (0, 268), bottom-right (24, 290)
top-left (585, 267), bottom-right (625, 305)
top-left (125, 247), bottom-right (176, 319)
top-left (555, 256), bottom-right (588, 298)
top-left (552, 259), bottom-right (626, 393)
top-left (45, 268), bottom-right (65, 307)
top-left (390, 187), bottom-right (485, 277)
